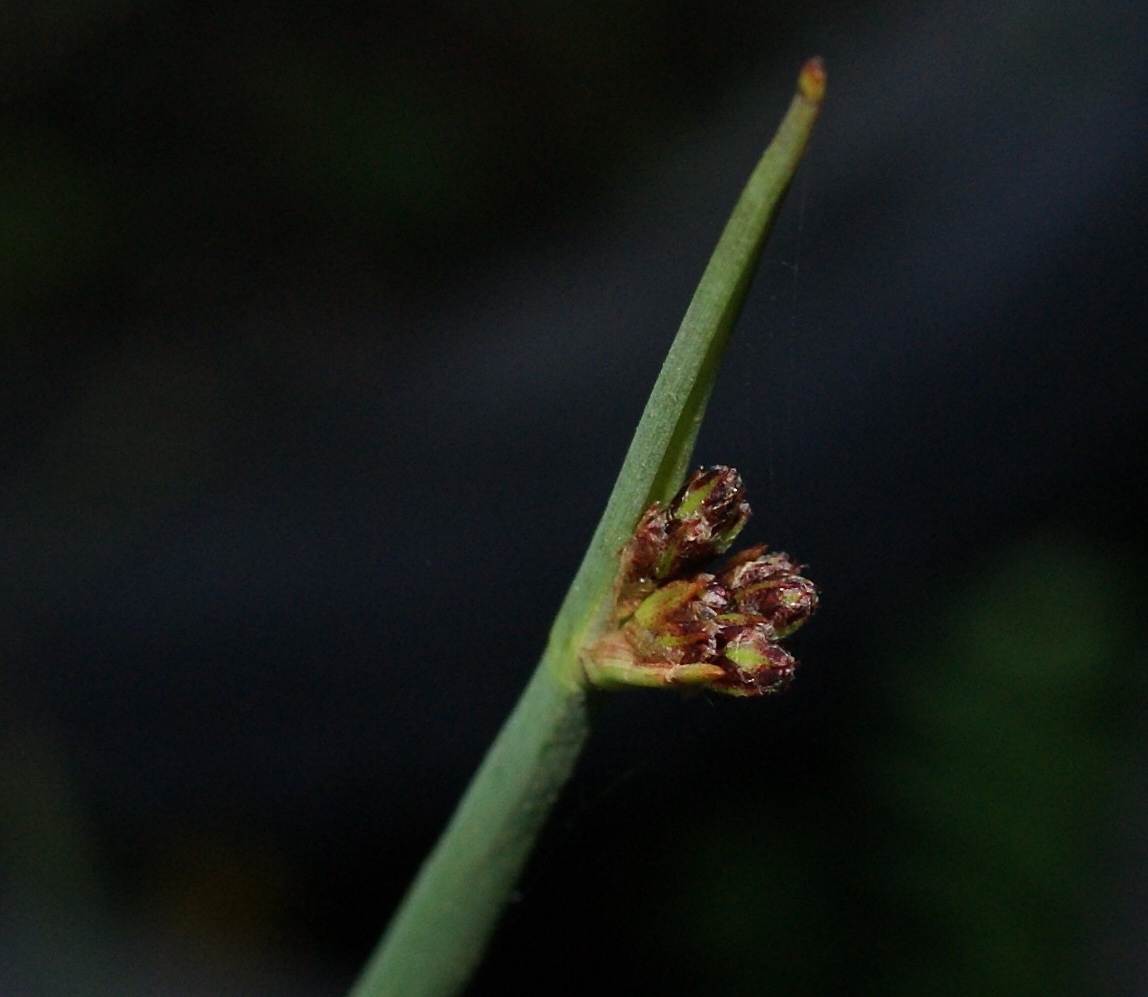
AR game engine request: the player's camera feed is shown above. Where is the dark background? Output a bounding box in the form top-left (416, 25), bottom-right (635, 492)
top-left (2, 0), bottom-right (1147, 993)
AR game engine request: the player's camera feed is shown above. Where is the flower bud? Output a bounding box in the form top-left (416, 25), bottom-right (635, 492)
top-left (620, 467), bottom-right (750, 585)
top-left (718, 548), bottom-right (818, 637)
top-left (654, 466), bottom-right (750, 580)
top-left (717, 627), bottom-right (797, 695)
top-left (744, 573), bottom-right (818, 638)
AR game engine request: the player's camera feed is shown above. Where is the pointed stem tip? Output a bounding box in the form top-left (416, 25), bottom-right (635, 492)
top-left (798, 57), bottom-right (826, 104)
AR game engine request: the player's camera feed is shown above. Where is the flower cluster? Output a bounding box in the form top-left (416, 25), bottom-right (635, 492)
top-left (584, 467), bottom-right (817, 697)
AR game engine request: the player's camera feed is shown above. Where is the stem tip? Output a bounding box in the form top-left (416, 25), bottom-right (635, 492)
top-left (798, 57), bottom-right (827, 104)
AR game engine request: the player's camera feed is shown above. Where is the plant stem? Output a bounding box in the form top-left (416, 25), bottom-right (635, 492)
top-left (348, 59), bottom-right (825, 997)
top-left (549, 58), bottom-right (826, 662)
top-left (348, 648), bottom-right (591, 997)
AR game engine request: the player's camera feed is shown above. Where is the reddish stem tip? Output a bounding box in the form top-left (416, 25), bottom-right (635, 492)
top-left (798, 57), bottom-right (827, 104)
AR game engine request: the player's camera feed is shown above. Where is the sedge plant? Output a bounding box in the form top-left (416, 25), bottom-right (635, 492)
top-left (349, 58), bottom-right (827, 997)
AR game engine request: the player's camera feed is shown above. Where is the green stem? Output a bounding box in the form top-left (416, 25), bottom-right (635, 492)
top-left (348, 59), bottom-right (824, 997)
top-left (348, 649), bottom-right (592, 997)
top-left (549, 59), bottom-right (826, 663)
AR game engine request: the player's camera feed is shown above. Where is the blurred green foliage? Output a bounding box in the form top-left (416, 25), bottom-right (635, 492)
top-left (590, 531), bottom-right (1140, 995)
top-left (861, 533), bottom-right (1136, 995)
